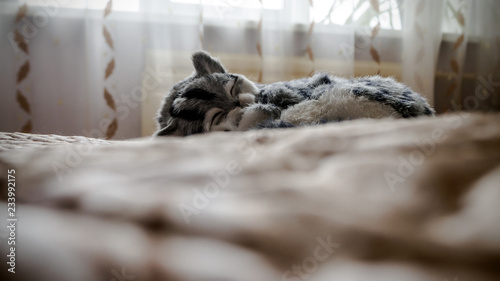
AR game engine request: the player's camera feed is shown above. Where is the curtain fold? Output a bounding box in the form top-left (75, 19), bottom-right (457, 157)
top-left (401, 0), bottom-right (445, 106)
top-left (0, 0), bottom-right (498, 139)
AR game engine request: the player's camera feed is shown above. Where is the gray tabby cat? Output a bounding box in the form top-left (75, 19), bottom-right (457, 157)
top-left (155, 51), bottom-right (434, 136)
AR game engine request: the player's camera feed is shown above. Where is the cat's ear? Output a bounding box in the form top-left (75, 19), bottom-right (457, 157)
top-left (192, 51), bottom-right (226, 76)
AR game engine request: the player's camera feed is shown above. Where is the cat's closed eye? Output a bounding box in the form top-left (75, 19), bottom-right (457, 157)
top-left (182, 88), bottom-right (216, 100)
top-left (223, 75), bottom-right (239, 98)
top-left (211, 111), bottom-right (223, 126)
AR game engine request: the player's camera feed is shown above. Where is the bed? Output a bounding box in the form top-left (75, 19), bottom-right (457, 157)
top-left (1, 112), bottom-right (500, 281)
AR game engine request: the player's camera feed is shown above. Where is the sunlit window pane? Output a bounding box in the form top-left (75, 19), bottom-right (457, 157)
top-left (312, 0), bottom-right (402, 30)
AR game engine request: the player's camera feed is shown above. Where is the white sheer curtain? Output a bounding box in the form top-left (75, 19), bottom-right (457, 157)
top-left (0, 0), bottom-right (498, 139)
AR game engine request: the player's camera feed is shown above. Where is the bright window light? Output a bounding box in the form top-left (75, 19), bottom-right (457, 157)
top-left (172, 0), bottom-right (283, 10)
top-left (25, 0), bottom-right (140, 12)
top-left (312, 0), bottom-right (402, 30)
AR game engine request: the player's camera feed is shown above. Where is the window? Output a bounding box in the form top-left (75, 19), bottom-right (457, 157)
top-left (172, 0), bottom-right (283, 10)
top-left (22, 0), bottom-right (477, 35)
top-left (25, 0), bottom-right (140, 12)
top-left (312, 0), bottom-right (401, 30)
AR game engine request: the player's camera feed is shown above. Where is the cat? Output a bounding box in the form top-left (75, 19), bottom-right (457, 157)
top-left (154, 51), bottom-right (434, 136)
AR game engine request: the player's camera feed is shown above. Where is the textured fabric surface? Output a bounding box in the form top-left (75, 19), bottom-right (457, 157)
top-left (1, 113), bottom-right (500, 281)
top-left (0, 132), bottom-right (111, 152)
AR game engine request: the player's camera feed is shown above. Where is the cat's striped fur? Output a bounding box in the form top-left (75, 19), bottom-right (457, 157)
top-left (155, 51), bottom-right (434, 136)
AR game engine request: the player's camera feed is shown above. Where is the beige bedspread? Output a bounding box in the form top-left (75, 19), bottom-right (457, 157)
top-left (1, 113), bottom-right (500, 281)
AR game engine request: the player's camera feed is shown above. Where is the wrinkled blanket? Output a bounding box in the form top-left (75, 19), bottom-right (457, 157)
top-left (1, 113), bottom-right (500, 281)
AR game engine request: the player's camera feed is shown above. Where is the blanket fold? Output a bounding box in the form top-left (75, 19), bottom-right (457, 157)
top-left (1, 113), bottom-right (499, 281)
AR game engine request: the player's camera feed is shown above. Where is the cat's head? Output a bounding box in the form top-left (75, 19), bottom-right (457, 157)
top-left (154, 51), bottom-right (259, 136)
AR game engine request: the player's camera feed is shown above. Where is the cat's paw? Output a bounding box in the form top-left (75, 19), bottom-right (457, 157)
top-left (238, 93), bottom-right (255, 107)
top-left (237, 104), bottom-right (281, 131)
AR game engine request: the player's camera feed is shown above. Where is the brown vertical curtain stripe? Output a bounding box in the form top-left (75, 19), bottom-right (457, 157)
top-left (14, 3), bottom-right (32, 133)
top-left (369, 0), bottom-right (381, 75)
top-left (256, 0), bottom-right (263, 83)
top-left (16, 90), bottom-right (30, 114)
top-left (256, 14), bottom-right (263, 83)
top-left (306, 2), bottom-right (314, 77)
top-left (256, 0), bottom-right (266, 83)
top-left (14, 30), bottom-right (28, 54)
top-left (444, 1), bottom-right (467, 112)
top-left (103, 0), bottom-right (118, 139)
top-left (411, 0), bottom-right (426, 93)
